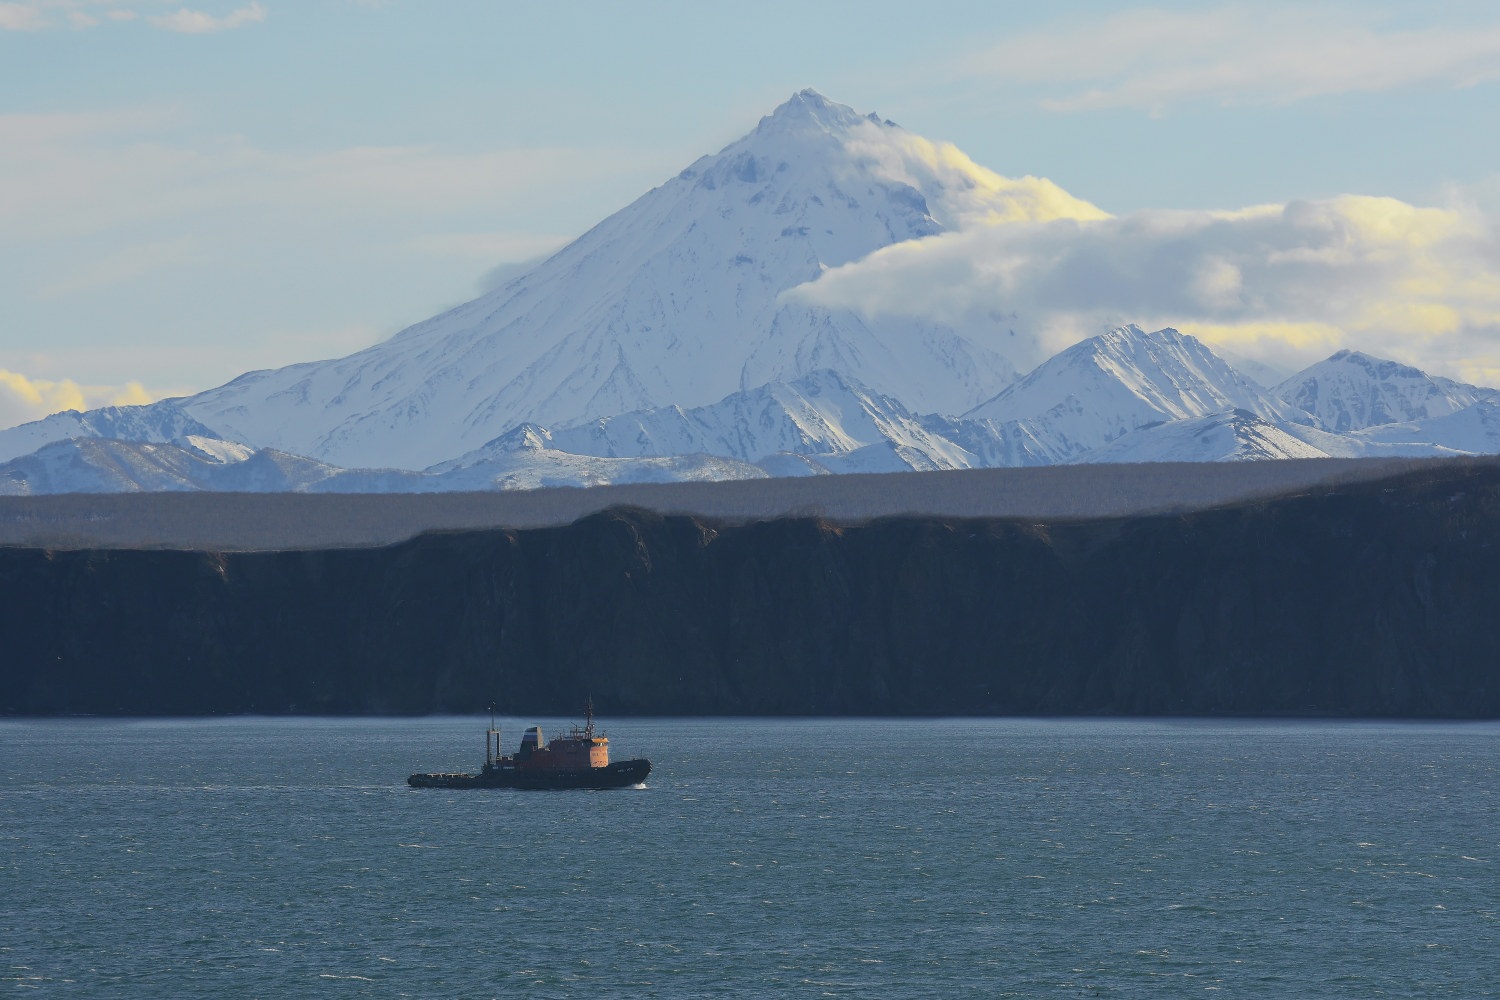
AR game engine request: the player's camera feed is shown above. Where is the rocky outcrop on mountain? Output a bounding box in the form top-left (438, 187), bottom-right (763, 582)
top-left (3, 459), bottom-right (1497, 718)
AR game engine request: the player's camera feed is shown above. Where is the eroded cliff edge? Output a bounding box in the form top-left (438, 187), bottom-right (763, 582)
top-left (3, 461), bottom-right (1498, 717)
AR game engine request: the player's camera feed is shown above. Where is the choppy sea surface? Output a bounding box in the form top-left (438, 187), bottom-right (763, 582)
top-left (3, 717), bottom-right (1498, 998)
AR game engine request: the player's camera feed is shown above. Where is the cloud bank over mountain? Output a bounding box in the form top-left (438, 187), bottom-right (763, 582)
top-left (837, 119), bottom-right (1108, 228)
top-left (0, 370), bottom-right (152, 430)
top-left (787, 193), bottom-right (1500, 386)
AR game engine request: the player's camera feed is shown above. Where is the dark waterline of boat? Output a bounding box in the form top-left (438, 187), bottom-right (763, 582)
top-left (3, 717), bottom-right (1498, 998)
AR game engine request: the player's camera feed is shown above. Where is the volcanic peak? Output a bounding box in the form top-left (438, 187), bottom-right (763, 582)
top-left (756, 88), bottom-right (887, 136)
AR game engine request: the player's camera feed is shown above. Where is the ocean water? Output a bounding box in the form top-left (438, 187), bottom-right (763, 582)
top-left (2, 717), bottom-right (1498, 998)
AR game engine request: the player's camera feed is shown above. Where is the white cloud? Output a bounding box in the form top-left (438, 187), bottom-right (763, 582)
top-left (787, 194), bottom-right (1500, 387)
top-left (958, 7), bottom-right (1500, 113)
top-left (0, 369), bottom-right (155, 429)
top-left (0, 1), bottom-right (263, 32)
top-left (0, 2), bottom-right (49, 29)
top-left (840, 120), bottom-right (1108, 227)
top-left (148, 1), bottom-right (263, 34)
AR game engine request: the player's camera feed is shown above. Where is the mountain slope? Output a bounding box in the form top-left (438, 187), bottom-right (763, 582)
top-left (961, 325), bottom-right (1314, 461)
top-left (158, 90), bottom-right (1100, 470)
top-left (1347, 400), bottom-right (1500, 457)
top-left (0, 433), bottom-right (772, 495)
top-left (0, 402), bottom-right (222, 465)
top-left (0, 438), bottom-right (257, 495)
top-left (1273, 350), bottom-right (1499, 432)
top-left (538, 368), bottom-right (975, 470)
top-left (1076, 409), bottom-right (1333, 463)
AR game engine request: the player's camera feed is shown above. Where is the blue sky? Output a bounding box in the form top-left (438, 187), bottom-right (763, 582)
top-left (3, 0), bottom-right (1499, 426)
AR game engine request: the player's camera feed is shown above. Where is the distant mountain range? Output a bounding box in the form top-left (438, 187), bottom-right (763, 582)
top-left (2, 91), bottom-right (1496, 495)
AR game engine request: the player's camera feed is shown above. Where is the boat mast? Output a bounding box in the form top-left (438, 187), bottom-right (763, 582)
top-left (486, 703), bottom-right (500, 767)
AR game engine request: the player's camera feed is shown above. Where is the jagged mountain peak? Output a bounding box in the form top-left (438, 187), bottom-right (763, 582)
top-left (756, 89), bottom-right (892, 136)
top-left (1273, 349), bottom-right (1498, 432)
top-left (1324, 349), bottom-right (1428, 381)
top-left (1092, 323), bottom-right (1195, 357)
top-left (0, 400), bottom-right (230, 465)
top-left (1081, 327), bottom-right (1271, 402)
top-left (450, 367), bottom-right (976, 477)
top-left (959, 324), bottom-right (1313, 461)
top-left (969, 324), bottom-right (1271, 418)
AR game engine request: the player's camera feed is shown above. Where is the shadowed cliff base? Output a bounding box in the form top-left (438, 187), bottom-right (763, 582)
top-left (0, 456), bottom-right (1482, 551)
top-left (2, 458), bottom-right (1498, 719)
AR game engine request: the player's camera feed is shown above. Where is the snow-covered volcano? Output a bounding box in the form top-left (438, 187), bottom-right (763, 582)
top-left (1, 91), bottom-right (1497, 494)
top-left (153, 90), bottom-right (1101, 471)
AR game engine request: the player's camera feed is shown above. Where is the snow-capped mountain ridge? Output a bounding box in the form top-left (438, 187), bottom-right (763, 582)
top-left (0, 402), bottom-right (218, 464)
top-left (753, 88), bottom-right (893, 136)
top-left (1077, 409), bottom-right (1333, 464)
top-left (5, 329), bottom-right (1499, 495)
top-left (1272, 349), bottom-right (1498, 432)
top-left (961, 325), bottom-right (1315, 462)
top-left (424, 368), bottom-right (978, 479)
top-left (544, 369), bottom-right (963, 464)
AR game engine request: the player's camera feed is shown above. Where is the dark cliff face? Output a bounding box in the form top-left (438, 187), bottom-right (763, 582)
top-left (3, 463), bottom-right (1499, 718)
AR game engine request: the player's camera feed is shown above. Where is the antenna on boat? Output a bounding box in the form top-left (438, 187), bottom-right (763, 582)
top-left (486, 703), bottom-right (499, 768)
top-left (585, 695), bottom-right (595, 738)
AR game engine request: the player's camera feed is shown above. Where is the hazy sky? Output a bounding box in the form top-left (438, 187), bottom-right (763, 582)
top-left (3, 0), bottom-right (1499, 428)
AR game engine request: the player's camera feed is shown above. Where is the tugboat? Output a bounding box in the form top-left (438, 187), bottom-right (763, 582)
top-left (408, 700), bottom-right (651, 790)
